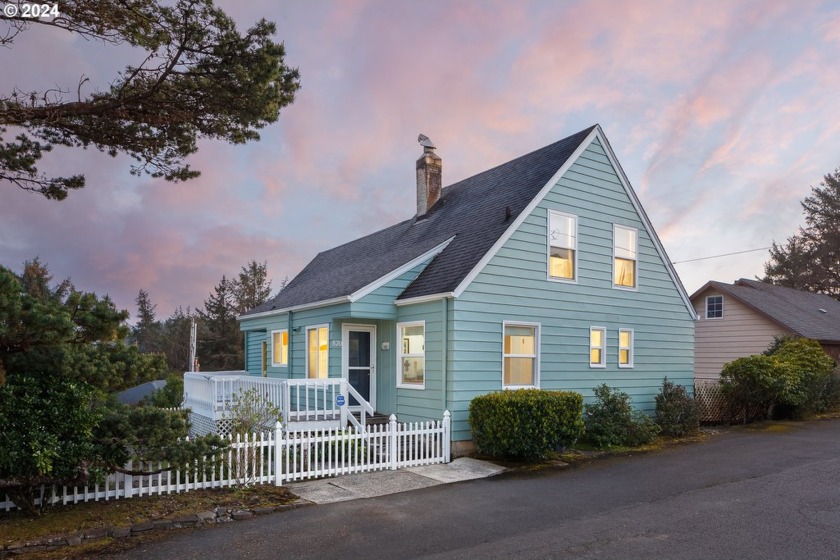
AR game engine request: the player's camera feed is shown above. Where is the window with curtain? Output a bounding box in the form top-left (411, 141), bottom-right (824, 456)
top-left (503, 323), bottom-right (539, 387)
top-left (614, 225), bottom-right (638, 288)
top-left (307, 326), bottom-right (328, 379)
top-left (549, 211), bottom-right (577, 280)
top-left (590, 327), bottom-right (606, 367)
top-left (271, 329), bottom-right (288, 366)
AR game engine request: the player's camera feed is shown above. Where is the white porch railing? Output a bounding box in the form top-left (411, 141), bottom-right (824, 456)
top-left (183, 373), bottom-right (375, 432)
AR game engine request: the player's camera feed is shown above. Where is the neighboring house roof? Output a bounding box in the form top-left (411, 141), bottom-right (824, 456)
top-left (243, 124), bottom-right (694, 318)
top-left (692, 279), bottom-right (840, 343)
top-left (116, 380), bottom-right (166, 405)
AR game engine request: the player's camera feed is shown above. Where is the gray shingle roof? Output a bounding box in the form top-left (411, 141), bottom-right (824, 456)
top-left (243, 126), bottom-right (597, 317)
top-left (700, 279), bottom-right (840, 343)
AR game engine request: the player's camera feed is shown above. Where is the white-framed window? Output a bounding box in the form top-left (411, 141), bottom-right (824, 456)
top-left (306, 325), bottom-right (329, 379)
top-left (590, 327), bottom-right (606, 368)
top-left (548, 210), bottom-right (577, 281)
top-left (706, 295), bottom-right (723, 319)
top-left (271, 329), bottom-right (288, 367)
top-left (618, 329), bottom-right (634, 368)
top-left (503, 322), bottom-right (540, 388)
top-left (397, 321), bottom-right (425, 389)
top-left (613, 225), bottom-right (638, 289)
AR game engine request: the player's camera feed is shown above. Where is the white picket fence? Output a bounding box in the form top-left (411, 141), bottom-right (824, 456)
top-left (1, 412), bottom-right (450, 512)
top-left (280, 412), bottom-right (451, 482)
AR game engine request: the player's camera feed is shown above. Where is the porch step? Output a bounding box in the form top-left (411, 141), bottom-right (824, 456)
top-left (352, 412), bottom-right (391, 427)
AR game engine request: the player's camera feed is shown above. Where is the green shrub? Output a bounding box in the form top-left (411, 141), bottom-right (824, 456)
top-left (224, 387), bottom-right (283, 435)
top-left (815, 369), bottom-right (840, 413)
top-left (654, 378), bottom-right (699, 437)
top-left (142, 372), bottom-right (184, 408)
top-left (468, 389), bottom-right (584, 459)
top-left (721, 338), bottom-right (838, 422)
top-left (584, 384), bottom-right (659, 448)
top-left (720, 354), bottom-right (782, 422)
top-left (763, 335), bottom-right (796, 356)
top-left (772, 338), bottom-right (837, 416)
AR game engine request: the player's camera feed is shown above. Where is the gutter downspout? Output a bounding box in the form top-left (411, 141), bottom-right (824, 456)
top-left (288, 310), bottom-right (294, 378)
top-left (441, 297), bottom-right (448, 414)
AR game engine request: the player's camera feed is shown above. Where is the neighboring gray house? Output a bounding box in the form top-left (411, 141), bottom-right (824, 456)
top-left (691, 279), bottom-right (840, 379)
top-left (117, 380), bottom-right (167, 405)
top-left (236, 124), bottom-right (697, 451)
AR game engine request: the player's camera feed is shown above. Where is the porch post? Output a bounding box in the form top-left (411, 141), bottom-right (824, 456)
top-left (340, 379), bottom-right (348, 427)
top-left (282, 381), bottom-right (290, 425)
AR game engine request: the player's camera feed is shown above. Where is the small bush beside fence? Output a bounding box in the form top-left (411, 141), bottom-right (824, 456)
top-left (584, 384), bottom-right (659, 449)
top-left (655, 378), bottom-right (700, 437)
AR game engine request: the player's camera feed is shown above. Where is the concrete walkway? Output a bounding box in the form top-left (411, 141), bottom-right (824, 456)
top-left (286, 457), bottom-right (506, 504)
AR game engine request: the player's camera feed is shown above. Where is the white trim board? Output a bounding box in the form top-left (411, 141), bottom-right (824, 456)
top-left (349, 237), bottom-right (454, 302)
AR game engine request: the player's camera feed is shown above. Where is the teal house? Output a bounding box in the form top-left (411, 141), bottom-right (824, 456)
top-left (238, 125), bottom-right (696, 451)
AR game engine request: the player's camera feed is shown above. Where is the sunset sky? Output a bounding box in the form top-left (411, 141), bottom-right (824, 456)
top-left (2, 0), bottom-right (840, 321)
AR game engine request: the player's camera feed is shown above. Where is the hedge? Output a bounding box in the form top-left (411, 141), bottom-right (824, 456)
top-left (468, 389), bottom-right (584, 459)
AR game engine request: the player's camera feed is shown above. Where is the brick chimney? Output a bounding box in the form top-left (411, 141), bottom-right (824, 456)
top-left (416, 134), bottom-right (441, 216)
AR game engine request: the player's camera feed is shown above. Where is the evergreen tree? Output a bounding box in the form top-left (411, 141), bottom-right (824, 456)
top-left (199, 275), bottom-right (242, 371)
top-left (234, 260), bottom-right (272, 314)
top-left (0, 260), bottom-right (221, 515)
top-left (1, 0), bottom-right (300, 200)
top-left (764, 168), bottom-right (840, 299)
top-left (133, 289), bottom-right (161, 354)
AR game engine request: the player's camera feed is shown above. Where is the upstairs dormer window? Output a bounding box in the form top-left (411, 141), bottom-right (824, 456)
top-left (613, 225), bottom-right (638, 289)
top-left (549, 210), bottom-right (577, 281)
top-left (706, 295), bottom-right (723, 319)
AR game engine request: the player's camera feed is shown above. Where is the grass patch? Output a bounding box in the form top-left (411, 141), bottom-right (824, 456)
top-left (1, 485), bottom-right (296, 547)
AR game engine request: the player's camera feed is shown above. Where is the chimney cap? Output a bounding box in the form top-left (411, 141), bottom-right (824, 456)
top-left (418, 133), bottom-right (436, 150)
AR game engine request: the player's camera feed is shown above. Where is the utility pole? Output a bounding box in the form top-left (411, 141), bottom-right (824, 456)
top-left (189, 318), bottom-right (198, 372)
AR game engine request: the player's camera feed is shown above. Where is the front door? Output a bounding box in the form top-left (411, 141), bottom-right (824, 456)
top-left (342, 324), bottom-right (376, 409)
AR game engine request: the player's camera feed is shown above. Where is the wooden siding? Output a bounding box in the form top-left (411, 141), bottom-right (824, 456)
top-left (448, 138), bottom-right (695, 441)
top-left (393, 300), bottom-right (447, 425)
top-left (692, 288), bottom-right (790, 378)
top-left (351, 258), bottom-right (432, 319)
top-left (245, 331), bottom-right (266, 375)
top-left (239, 304), bottom-right (350, 380)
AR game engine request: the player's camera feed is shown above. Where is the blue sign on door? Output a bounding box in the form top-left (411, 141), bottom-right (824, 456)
top-left (336, 394), bottom-right (346, 407)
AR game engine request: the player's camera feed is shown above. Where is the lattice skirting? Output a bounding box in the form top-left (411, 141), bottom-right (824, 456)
top-left (695, 379), bottom-right (727, 423)
top-left (189, 412), bottom-right (233, 437)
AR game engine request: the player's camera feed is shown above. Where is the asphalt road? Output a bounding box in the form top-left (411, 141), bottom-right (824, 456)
top-left (113, 420), bottom-right (840, 559)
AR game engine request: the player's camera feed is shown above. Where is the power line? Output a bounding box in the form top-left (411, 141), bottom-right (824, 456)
top-left (671, 247), bottom-right (771, 265)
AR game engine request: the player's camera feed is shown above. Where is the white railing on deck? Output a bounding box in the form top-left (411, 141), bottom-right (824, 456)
top-left (184, 372), bottom-right (286, 421)
top-left (1, 412), bottom-right (451, 512)
top-left (184, 374), bottom-right (377, 433)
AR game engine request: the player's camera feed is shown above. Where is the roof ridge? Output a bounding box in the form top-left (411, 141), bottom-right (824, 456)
top-left (439, 125), bottom-right (598, 198)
